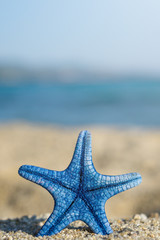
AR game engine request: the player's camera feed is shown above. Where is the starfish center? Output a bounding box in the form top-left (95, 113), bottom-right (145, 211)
top-left (77, 185), bottom-right (84, 197)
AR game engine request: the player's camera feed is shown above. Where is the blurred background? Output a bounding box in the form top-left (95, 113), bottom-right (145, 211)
top-left (0, 0), bottom-right (160, 220)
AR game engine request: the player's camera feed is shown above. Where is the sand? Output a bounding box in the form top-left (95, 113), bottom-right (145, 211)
top-left (0, 213), bottom-right (160, 239)
top-left (0, 123), bottom-right (160, 237)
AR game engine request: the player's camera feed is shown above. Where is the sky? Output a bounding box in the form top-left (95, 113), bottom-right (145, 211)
top-left (0, 0), bottom-right (160, 74)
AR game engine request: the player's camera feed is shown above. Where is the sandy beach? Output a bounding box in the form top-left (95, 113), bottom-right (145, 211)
top-left (0, 123), bottom-right (159, 221)
top-left (0, 213), bottom-right (160, 239)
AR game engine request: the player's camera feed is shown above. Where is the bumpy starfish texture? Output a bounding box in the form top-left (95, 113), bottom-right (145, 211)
top-left (18, 130), bottom-right (142, 236)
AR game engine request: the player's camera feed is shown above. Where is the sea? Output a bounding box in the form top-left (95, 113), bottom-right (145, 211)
top-left (0, 78), bottom-right (160, 127)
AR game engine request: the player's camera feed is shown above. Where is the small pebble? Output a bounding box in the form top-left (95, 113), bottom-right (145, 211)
top-left (150, 212), bottom-right (159, 219)
top-left (140, 214), bottom-right (147, 222)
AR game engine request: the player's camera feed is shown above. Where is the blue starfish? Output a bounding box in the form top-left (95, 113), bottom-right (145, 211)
top-left (18, 130), bottom-right (142, 236)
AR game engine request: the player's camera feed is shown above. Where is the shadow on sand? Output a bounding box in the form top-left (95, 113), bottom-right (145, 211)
top-left (0, 215), bottom-right (45, 236)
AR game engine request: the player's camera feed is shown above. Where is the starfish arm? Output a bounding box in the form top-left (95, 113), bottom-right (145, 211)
top-left (86, 172), bottom-right (142, 200)
top-left (18, 165), bottom-right (75, 195)
top-left (79, 195), bottom-right (113, 235)
top-left (37, 192), bottom-right (78, 236)
top-left (64, 130), bottom-right (93, 189)
top-left (83, 214), bottom-right (113, 235)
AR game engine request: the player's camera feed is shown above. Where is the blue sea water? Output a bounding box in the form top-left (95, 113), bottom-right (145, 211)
top-left (0, 79), bottom-right (160, 127)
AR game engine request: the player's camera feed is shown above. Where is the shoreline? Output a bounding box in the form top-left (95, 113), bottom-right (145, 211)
top-left (2, 120), bottom-right (160, 131)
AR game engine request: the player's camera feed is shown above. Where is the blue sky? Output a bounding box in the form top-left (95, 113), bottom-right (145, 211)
top-left (0, 0), bottom-right (160, 74)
